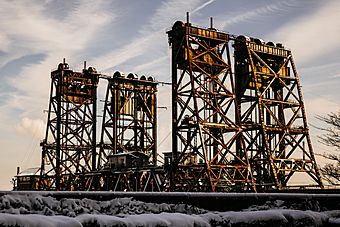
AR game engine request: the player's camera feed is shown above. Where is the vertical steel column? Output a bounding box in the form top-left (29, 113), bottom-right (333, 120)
top-left (92, 73), bottom-right (98, 172)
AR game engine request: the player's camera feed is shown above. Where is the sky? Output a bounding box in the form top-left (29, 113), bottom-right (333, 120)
top-left (0, 0), bottom-right (339, 189)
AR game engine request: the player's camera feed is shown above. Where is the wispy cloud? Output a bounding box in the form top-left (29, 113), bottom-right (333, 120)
top-left (0, 0), bottom-right (116, 115)
top-left (0, 1), bottom-right (114, 53)
top-left (0, 33), bottom-right (11, 53)
top-left (91, 0), bottom-right (215, 75)
top-left (268, 1), bottom-right (340, 64)
top-left (217, 0), bottom-right (297, 30)
top-left (130, 56), bottom-right (169, 76)
top-left (305, 97), bottom-right (340, 117)
top-left (16, 117), bottom-right (45, 140)
top-left (0, 0), bottom-right (117, 188)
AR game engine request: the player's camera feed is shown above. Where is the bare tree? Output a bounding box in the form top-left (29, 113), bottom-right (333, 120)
top-left (317, 111), bottom-right (340, 184)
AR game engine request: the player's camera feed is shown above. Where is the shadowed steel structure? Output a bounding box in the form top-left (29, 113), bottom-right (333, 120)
top-left (39, 60), bottom-right (99, 190)
top-left (167, 18), bottom-right (255, 192)
top-left (234, 36), bottom-right (323, 190)
top-left (98, 72), bottom-right (165, 191)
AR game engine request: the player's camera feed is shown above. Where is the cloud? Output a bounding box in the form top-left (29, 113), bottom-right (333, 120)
top-left (15, 117), bottom-right (45, 140)
top-left (130, 55), bottom-right (169, 76)
top-left (90, 0), bottom-right (213, 73)
top-left (0, 33), bottom-right (11, 52)
top-left (157, 86), bottom-right (173, 152)
top-left (268, 1), bottom-right (340, 64)
top-left (146, 0), bottom-right (208, 31)
top-left (217, 0), bottom-right (297, 30)
top-left (0, 1), bottom-right (114, 53)
top-left (0, 0), bottom-right (116, 115)
top-left (304, 97), bottom-right (339, 128)
top-left (0, 1), bottom-right (118, 189)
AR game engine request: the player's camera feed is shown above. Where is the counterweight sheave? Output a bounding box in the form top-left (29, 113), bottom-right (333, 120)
top-left (168, 21), bottom-right (255, 192)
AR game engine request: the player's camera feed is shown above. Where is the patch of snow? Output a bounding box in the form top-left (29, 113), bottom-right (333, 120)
top-left (329, 218), bottom-right (340, 225)
top-left (0, 213), bottom-right (81, 227)
top-left (280, 209), bottom-right (328, 227)
top-left (78, 213), bottom-right (210, 227)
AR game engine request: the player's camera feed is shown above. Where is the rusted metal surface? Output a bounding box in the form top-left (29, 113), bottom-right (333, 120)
top-left (39, 59), bottom-right (99, 190)
top-left (167, 19), bottom-right (255, 192)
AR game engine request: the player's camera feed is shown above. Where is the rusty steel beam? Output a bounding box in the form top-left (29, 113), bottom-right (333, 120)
top-left (96, 168), bottom-right (167, 192)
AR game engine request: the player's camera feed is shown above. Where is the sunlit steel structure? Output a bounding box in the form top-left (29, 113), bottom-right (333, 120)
top-left (167, 18), bottom-right (256, 192)
top-left (234, 36), bottom-right (323, 190)
top-left (98, 72), bottom-right (165, 191)
top-left (39, 60), bottom-right (99, 190)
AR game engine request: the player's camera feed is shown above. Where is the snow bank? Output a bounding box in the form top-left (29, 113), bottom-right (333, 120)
top-left (0, 193), bottom-right (335, 226)
top-left (0, 193), bottom-right (205, 216)
top-left (0, 210), bottom-right (330, 227)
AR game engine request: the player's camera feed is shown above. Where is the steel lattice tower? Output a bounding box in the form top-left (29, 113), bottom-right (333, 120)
top-left (167, 19), bottom-right (255, 192)
top-left (99, 72), bottom-right (158, 165)
top-left (98, 72), bottom-right (164, 191)
top-left (234, 37), bottom-right (323, 190)
top-left (39, 60), bottom-right (99, 190)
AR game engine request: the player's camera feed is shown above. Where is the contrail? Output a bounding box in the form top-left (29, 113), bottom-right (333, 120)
top-left (192, 0), bottom-right (216, 14)
top-left (221, 0), bottom-right (296, 29)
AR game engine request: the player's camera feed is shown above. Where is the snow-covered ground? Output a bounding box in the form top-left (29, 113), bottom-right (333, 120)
top-left (0, 193), bottom-right (340, 226)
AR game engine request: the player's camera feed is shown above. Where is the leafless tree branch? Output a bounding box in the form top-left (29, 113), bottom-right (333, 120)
top-left (317, 111), bottom-right (340, 184)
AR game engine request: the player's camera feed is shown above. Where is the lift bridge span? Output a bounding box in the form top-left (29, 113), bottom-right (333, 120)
top-left (15, 15), bottom-right (323, 192)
